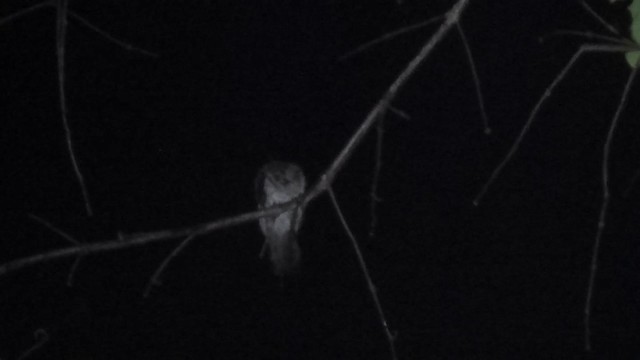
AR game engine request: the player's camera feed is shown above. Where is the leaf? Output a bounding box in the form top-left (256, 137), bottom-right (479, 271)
top-left (626, 0), bottom-right (640, 67)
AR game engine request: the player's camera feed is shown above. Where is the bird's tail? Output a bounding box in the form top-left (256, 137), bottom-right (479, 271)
top-left (269, 234), bottom-right (301, 277)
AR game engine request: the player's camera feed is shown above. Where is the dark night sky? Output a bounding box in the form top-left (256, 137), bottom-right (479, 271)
top-left (1, 0), bottom-right (640, 359)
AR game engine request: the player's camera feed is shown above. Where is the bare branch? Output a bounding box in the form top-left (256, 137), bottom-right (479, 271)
top-left (312, 0), bottom-right (470, 200)
top-left (0, 204), bottom-right (296, 277)
top-left (367, 107), bottom-right (409, 239)
top-left (0, 1), bottom-right (52, 27)
top-left (0, 0), bottom-right (471, 289)
top-left (540, 29), bottom-right (635, 46)
top-left (28, 214), bottom-right (83, 285)
top-left (16, 328), bottom-right (49, 360)
top-left (56, 0), bottom-right (93, 216)
top-left (584, 64), bottom-right (638, 352)
top-left (473, 44), bottom-right (633, 206)
top-left (68, 11), bottom-right (158, 57)
top-left (388, 106), bottom-right (411, 120)
top-left (2, 0), bottom-right (158, 218)
top-left (144, 233), bottom-right (200, 297)
top-left (456, 22), bottom-right (491, 135)
top-left (581, 0), bottom-right (620, 36)
top-left (327, 185), bottom-right (397, 360)
top-left (339, 15), bottom-right (444, 61)
top-left (66, 255), bottom-right (82, 287)
top-left (28, 214), bottom-right (79, 245)
top-left (0, 1), bottom-right (157, 56)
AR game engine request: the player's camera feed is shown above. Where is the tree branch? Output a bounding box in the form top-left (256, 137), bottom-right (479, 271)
top-left (0, 0), bottom-right (470, 282)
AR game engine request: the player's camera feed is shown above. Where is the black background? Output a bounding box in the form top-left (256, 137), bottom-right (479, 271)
top-left (1, 0), bottom-right (639, 359)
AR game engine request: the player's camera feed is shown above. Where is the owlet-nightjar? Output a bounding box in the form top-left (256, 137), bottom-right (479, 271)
top-left (255, 161), bottom-right (306, 276)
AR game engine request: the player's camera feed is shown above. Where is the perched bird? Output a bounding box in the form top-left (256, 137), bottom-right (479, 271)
top-left (255, 161), bottom-right (306, 276)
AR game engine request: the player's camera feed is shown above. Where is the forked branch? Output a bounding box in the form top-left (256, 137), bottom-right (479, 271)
top-left (0, 0), bottom-right (158, 217)
top-left (2, 2), bottom-right (471, 359)
top-left (0, 0), bottom-right (470, 282)
top-left (473, 44), bottom-right (634, 205)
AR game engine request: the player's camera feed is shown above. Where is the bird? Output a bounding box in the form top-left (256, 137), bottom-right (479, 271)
top-left (255, 161), bottom-right (306, 277)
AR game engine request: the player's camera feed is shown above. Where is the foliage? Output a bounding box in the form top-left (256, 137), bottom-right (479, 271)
top-left (625, 0), bottom-right (640, 67)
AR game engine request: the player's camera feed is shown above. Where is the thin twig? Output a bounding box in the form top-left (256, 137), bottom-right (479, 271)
top-left (473, 44), bottom-right (633, 206)
top-left (0, 1), bottom-right (157, 56)
top-left (144, 233), bottom-right (199, 297)
top-left (541, 29), bottom-right (634, 47)
top-left (56, 0), bottom-right (93, 216)
top-left (16, 328), bottom-right (49, 360)
top-left (456, 22), bottom-right (491, 135)
top-left (389, 106), bottom-right (411, 120)
top-left (0, 1), bottom-right (52, 27)
top-left (339, 15), bottom-right (445, 61)
top-left (327, 185), bottom-right (397, 360)
top-left (28, 214), bottom-right (79, 245)
top-left (66, 255), bottom-right (82, 287)
top-left (28, 213), bottom-right (83, 285)
top-left (584, 64), bottom-right (638, 352)
top-left (581, 0), bottom-right (620, 36)
top-left (68, 11), bottom-right (158, 57)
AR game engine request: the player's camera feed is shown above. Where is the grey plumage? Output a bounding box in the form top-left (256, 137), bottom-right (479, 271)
top-left (255, 161), bottom-right (306, 276)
